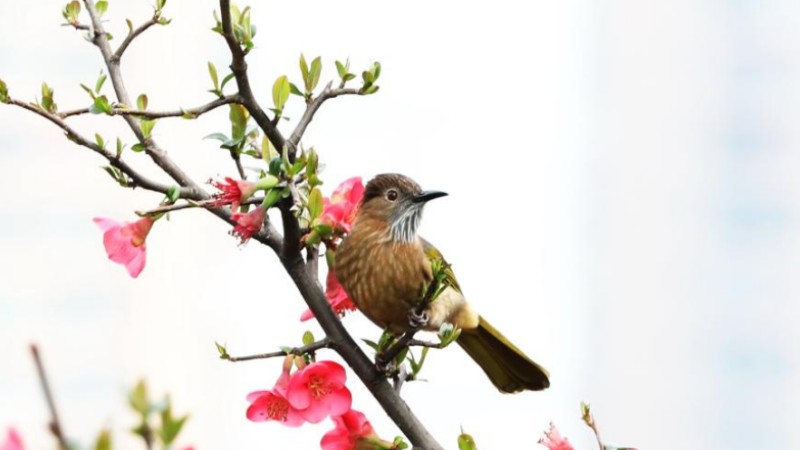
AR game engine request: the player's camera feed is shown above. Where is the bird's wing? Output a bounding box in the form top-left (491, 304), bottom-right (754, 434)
top-left (420, 237), bottom-right (462, 293)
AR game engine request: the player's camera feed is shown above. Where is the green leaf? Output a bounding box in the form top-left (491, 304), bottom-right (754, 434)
top-left (131, 143), bottom-right (146, 152)
top-left (41, 82), bottom-right (56, 113)
top-left (80, 83), bottom-right (96, 100)
top-left (229, 103), bottom-right (249, 141)
top-left (116, 138), bottom-right (124, 158)
top-left (335, 60), bottom-right (347, 79)
top-left (203, 132), bottom-right (230, 143)
top-left (207, 62), bottom-right (219, 91)
top-left (308, 56), bottom-right (322, 93)
top-left (299, 54), bottom-right (309, 89)
top-left (289, 82), bottom-right (304, 97)
top-left (140, 119), bottom-right (155, 138)
top-left (126, 18), bottom-right (134, 34)
top-left (362, 85), bottom-right (379, 95)
top-left (128, 380), bottom-right (149, 417)
top-left (308, 187), bottom-right (323, 221)
top-left (136, 94), bottom-right (148, 111)
top-left (63, 1), bottom-right (81, 23)
top-left (272, 75), bottom-right (290, 113)
top-left (372, 61), bottom-right (382, 80)
top-left (167, 185), bottom-right (180, 203)
top-left (95, 72), bottom-right (107, 94)
top-left (159, 401), bottom-right (188, 446)
top-left (0, 79), bottom-right (8, 103)
top-left (215, 341), bottom-right (229, 359)
top-left (95, 133), bottom-right (105, 149)
top-left (94, 429), bottom-right (111, 450)
top-left (95, 1), bottom-right (108, 17)
top-left (362, 339), bottom-right (379, 351)
top-left (302, 330), bottom-right (315, 347)
top-left (90, 95), bottom-right (111, 114)
top-left (261, 188), bottom-right (283, 209)
top-left (220, 73), bottom-right (235, 91)
top-left (156, 0), bottom-right (167, 12)
top-left (457, 430), bottom-right (478, 450)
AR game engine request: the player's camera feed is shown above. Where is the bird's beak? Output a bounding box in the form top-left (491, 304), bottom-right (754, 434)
top-left (412, 190), bottom-right (448, 204)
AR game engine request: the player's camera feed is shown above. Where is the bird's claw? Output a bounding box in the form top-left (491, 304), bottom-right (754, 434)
top-left (408, 307), bottom-right (430, 329)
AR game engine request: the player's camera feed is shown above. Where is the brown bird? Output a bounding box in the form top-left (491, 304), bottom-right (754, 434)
top-left (335, 173), bottom-right (550, 393)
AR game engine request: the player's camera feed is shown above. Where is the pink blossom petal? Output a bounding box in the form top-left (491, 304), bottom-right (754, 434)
top-left (299, 398), bottom-right (330, 424)
top-left (93, 217), bottom-right (121, 232)
top-left (286, 377), bottom-right (312, 410)
top-left (1, 428), bottom-right (23, 450)
top-left (317, 360), bottom-right (347, 385)
top-left (326, 386), bottom-right (353, 417)
top-left (246, 390), bottom-right (270, 402)
top-left (125, 247), bottom-right (146, 278)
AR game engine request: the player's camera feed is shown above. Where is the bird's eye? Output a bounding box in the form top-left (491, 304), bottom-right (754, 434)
top-left (386, 189), bottom-right (398, 202)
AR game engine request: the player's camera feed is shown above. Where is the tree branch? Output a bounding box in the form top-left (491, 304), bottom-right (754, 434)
top-left (60, 94), bottom-right (241, 120)
top-left (30, 345), bottom-right (69, 450)
top-left (224, 339), bottom-right (331, 362)
top-left (218, 0), bottom-right (286, 154)
top-left (287, 82), bottom-right (360, 153)
top-left (283, 258), bottom-right (444, 450)
top-left (83, 0), bottom-right (201, 190)
top-left (7, 97), bottom-right (189, 196)
top-left (113, 16), bottom-right (159, 63)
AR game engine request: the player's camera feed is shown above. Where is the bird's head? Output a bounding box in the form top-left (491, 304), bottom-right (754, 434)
top-left (358, 173), bottom-right (447, 242)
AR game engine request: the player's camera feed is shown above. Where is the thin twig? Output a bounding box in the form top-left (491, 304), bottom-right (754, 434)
top-left (30, 345), bottom-right (69, 450)
top-left (7, 97), bottom-right (187, 196)
top-left (60, 95), bottom-right (240, 120)
top-left (226, 339), bottom-right (331, 362)
top-left (408, 339), bottom-right (442, 349)
top-left (287, 81), bottom-right (360, 155)
top-left (113, 16), bottom-right (159, 62)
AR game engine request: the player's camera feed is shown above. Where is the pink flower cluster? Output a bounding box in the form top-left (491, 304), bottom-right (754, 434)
top-left (538, 422), bottom-right (574, 450)
top-left (247, 358), bottom-right (384, 450)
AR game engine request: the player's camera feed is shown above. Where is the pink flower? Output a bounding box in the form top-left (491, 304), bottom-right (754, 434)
top-left (230, 207), bottom-right (267, 244)
top-left (320, 177), bottom-right (364, 234)
top-left (211, 177), bottom-right (258, 213)
top-left (246, 362), bottom-right (305, 427)
top-left (1, 428), bottom-right (23, 450)
top-left (320, 410), bottom-right (379, 450)
top-left (93, 216), bottom-right (155, 278)
top-left (300, 270), bottom-right (357, 321)
top-left (538, 422), bottom-right (574, 450)
top-left (286, 360), bottom-right (352, 423)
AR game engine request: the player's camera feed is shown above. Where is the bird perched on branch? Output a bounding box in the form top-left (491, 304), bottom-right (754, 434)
top-left (334, 173), bottom-right (550, 393)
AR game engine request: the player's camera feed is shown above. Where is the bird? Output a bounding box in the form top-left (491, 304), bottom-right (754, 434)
top-left (334, 173), bottom-right (550, 393)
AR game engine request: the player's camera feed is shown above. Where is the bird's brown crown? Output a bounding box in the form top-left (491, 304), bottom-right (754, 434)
top-left (362, 173), bottom-right (422, 206)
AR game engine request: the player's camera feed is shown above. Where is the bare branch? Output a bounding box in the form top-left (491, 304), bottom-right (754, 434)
top-left (225, 339), bottom-right (332, 362)
top-left (287, 82), bottom-right (360, 152)
top-left (30, 345), bottom-right (69, 450)
top-left (113, 16), bottom-right (159, 63)
top-left (218, 0), bottom-right (286, 154)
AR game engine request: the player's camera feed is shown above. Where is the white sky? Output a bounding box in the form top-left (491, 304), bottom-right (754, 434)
top-left (1, 1), bottom-right (799, 449)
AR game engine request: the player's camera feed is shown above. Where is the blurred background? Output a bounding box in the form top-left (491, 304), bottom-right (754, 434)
top-left (1, 1), bottom-right (798, 449)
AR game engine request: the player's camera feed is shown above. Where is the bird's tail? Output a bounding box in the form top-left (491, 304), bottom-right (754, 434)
top-left (456, 316), bottom-right (550, 393)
